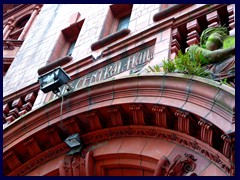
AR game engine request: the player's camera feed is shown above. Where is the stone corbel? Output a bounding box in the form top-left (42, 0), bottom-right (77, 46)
top-left (3, 150), bottom-right (22, 171)
top-left (85, 111), bottom-right (102, 131)
top-left (198, 118), bottom-right (214, 146)
top-left (129, 104), bottom-right (145, 125)
top-left (23, 137), bottom-right (42, 157)
top-left (3, 40), bottom-right (14, 50)
top-left (175, 110), bottom-right (196, 135)
top-left (152, 105), bottom-right (173, 128)
top-left (107, 106), bottom-right (123, 126)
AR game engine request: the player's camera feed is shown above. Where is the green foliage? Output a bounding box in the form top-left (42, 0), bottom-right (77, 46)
top-left (146, 64), bottom-right (162, 73)
top-left (173, 51), bottom-right (209, 77)
top-left (147, 50), bottom-right (210, 78)
top-left (220, 78), bottom-right (231, 86)
top-left (163, 59), bottom-right (175, 72)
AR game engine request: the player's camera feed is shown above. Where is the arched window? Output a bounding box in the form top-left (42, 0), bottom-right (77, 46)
top-left (9, 14), bottom-right (31, 39)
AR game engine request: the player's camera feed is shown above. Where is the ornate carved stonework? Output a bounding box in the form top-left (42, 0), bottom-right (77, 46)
top-left (59, 155), bottom-right (73, 176)
top-left (198, 119), bottom-right (213, 146)
top-left (8, 143), bottom-right (69, 176)
top-left (3, 150), bottom-right (22, 171)
top-left (23, 137), bottom-right (42, 157)
top-left (166, 154), bottom-right (197, 176)
top-left (107, 106), bottom-right (123, 126)
top-left (152, 105), bottom-right (173, 128)
top-left (85, 111), bottom-right (102, 131)
top-left (175, 110), bottom-right (195, 135)
top-left (3, 40), bottom-right (23, 50)
top-left (154, 154), bottom-right (197, 176)
top-left (129, 105), bottom-right (145, 125)
top-left (80, 126), bottom-right (232, 175)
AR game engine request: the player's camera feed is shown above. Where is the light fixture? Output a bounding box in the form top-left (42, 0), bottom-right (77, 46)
top-left (38, 66), bottom-right (71, 94)
top-left (64, 133), bottom-right (83, 155)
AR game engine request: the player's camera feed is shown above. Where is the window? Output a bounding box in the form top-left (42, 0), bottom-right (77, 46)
top-left (100, 4), bottom-right (132, 38)
top-left (9, 14), bottom-right (31, 39)
top-left (48, 19), bottom-right (84, 62)
top-left (117, 15), bottom-right (130, 31)
top-left (66, 40), bottom-right (76, 56)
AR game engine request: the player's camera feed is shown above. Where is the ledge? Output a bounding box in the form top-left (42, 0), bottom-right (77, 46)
top-left (37, 56), bottom-right (73, 75)
top-left (3, 39), bottom-right (24, 50)
top-left (91, 28), bottom-right (131, 51)
top-left (153, 4), bottom-right (191, 22)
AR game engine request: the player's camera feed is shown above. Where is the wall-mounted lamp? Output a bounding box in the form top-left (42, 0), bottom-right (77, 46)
top-left (38, 66), bottom-right (71, 94)
top-left (64, 133), bottom-right (83, 155)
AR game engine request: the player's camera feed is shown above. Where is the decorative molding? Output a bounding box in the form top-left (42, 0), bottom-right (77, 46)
top-left (129, 105), bottom-right (145, 125)
top-left (85, 151), bottom-right (94, 176)
top-left (80, 126), bottom-right (232, 175)
top-left (8, 143), bottom-right (69, 176)
top-left (72, 155), bottom-right (82, 176)
top-left (107, 106), bottom-right (123, 126)
top-left (198, 119), bottom-right (214, 146)
top-left (171, 28), bottom-right (182, 58)
top-left (166, 153), bottom-right (197, 176)
top-left (60, 117), bottom-right (82, 135)
top-left (154, 153), bottom-right (197, 176)
top-left (153, 4), bottom-right (191, 22)
top-left (186, 19), bottom-right (201, 47)
top-left (59, 155), bottom-right (73, 176)
top-left (37, 56), bottom-right (73, 76)
top-left (3, 82), bottom-right (39, 104)
top-left (221, 134), bottom-right (234, 162)
top-left (85, 111), bottom-right (102, 131)
top-left (3, 150), bottom-right (22, 171)
top-left (175, 110), bottom-right (195, 135)
top-left (4, 125), bottom-right (233, 176)
top-left (3, 40), bottom-right (24, 50)
top-left (45, 127), bottom-right (62, 146)
top-left (227, 5), bottom-right (235, 31)
top-left (152, 105), bottom-right (173, 128)
top-left (23, 137), bottom-right (42, 157)
top-left (206, 10), bottom-right (221, 28)
top-left (3, 4), bottom-right (43, 21)
top-left (91, 28), bottom-right (131, 51)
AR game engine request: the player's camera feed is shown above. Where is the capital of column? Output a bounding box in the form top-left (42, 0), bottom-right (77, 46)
top-left (7, 16), bottom-right (15, 25)
top-left (33, 4), bottom-right (42, 14)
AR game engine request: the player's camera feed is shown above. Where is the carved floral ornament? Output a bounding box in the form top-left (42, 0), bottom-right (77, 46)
top-left (154, 153), bottom-right (197, 176)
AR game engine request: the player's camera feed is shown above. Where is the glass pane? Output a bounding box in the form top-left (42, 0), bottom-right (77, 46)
top-left (66, 40), bottom-right (76, 56)
top-left (117, 15), bottom-right (130, 31)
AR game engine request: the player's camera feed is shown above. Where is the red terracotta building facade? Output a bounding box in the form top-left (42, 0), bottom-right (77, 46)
top-left (3, 4), bottom-right (235, 176)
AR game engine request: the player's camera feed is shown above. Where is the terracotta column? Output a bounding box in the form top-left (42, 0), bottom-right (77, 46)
top-left (18, 5), bottom-right (41, 40)
top-left (3, 17), bottom-right (14, 40)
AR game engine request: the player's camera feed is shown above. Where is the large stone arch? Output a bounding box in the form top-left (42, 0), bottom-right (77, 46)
top-left (3, 73), bottom-right (235, 176)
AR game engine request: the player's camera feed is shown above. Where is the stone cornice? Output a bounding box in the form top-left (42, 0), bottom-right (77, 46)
top-left (3, 4), bottom-right (28, 19)
top-left (3, 4), bottom-right (43, 21)
top-left (3, 74), bottom-right (234, 151)
top-left (3, 39), bottom-right (24, 50)
top-left (153, 4), bottom-right (191, 22)
top-left (3, 82), bottom-right (39, 104)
